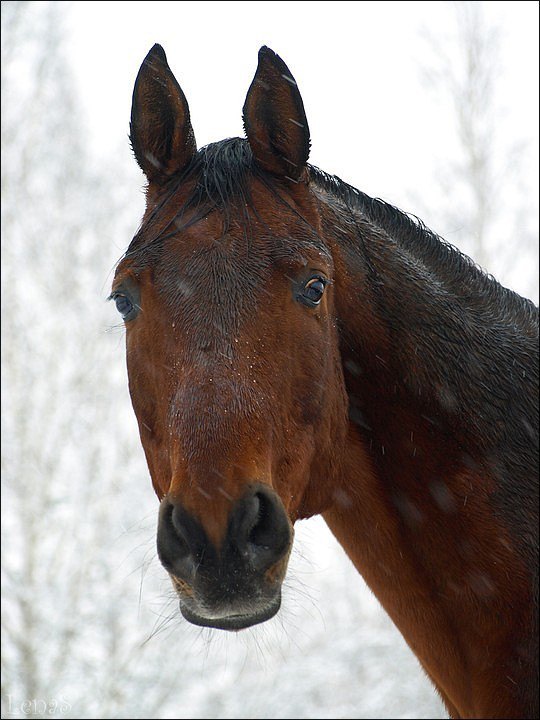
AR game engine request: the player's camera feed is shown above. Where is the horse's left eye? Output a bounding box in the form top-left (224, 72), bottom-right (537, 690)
top-left (301, 277), bottom-right (326, 305)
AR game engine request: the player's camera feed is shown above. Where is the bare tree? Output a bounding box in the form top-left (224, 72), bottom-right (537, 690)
top-left (416, 1), bottom-right (538, 301)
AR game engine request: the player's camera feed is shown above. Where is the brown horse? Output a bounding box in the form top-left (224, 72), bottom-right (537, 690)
top-left (111, 44), bottom-right (539, 718)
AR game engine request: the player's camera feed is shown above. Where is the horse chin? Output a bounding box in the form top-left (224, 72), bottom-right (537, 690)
top-left (179, 593), bottom-right (282, 632)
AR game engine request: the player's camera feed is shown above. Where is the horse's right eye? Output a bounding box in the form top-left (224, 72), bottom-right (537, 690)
top-left (111, 293), bottom-right (136, 320)
top-left (115, 294), bottom-right (132, 317)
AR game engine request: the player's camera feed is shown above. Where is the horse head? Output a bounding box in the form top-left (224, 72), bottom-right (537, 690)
top-left (112, 45), bottom-right (349, 630)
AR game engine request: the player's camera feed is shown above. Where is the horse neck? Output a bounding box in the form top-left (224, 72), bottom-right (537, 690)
top-left (326, 196), bottom-right (537, 468)
top-left (321, 202), bottom-right (538, 717)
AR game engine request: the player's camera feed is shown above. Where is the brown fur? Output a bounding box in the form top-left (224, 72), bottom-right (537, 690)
top-left (113, 44), bottom-right (539, 717)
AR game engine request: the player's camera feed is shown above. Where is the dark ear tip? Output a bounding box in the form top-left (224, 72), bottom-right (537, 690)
top-left (258, 45), bottom-right (275, 58)
top-left (145, 43), bottom-right (167, 64)
top-left (257, 45), bottom-right (283, 67)
top-left (256, 46), bottom-right (293, 77)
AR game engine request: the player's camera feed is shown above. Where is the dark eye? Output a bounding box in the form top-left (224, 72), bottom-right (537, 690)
top-left (113, 293), bottom-right (134, 319)
top-left (301, 277), bottom-right (327, 306)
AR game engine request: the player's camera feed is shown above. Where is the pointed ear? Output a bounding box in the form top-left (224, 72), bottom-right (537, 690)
top-left (243, 46), bottom-right (310, 181)
top-left (130, 44), bottom-right (196, 184)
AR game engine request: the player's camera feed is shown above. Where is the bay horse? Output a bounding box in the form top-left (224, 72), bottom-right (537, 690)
top-left (111, 44), bottom-right (539, 718)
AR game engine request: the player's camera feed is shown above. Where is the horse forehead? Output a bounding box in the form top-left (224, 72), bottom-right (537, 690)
top-left (155, 216), bottom-right (328, 292)
top-left (156, 234), bottom-right (268, 300)
top-left (149, 239), bottom-right (267, 348)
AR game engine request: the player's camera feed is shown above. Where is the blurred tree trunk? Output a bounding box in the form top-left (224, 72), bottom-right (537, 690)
top-left (416, 0), bottom-right (538, 301)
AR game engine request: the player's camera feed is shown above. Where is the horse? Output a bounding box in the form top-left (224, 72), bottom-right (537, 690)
top-left (111, 44), bottom-right (539, 718)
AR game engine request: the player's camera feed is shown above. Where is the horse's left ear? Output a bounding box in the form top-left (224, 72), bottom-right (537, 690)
top-left (243, 46), bottom-right (310, 181)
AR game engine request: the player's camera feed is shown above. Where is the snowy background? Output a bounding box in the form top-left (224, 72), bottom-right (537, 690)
top-left (1, 2), bottom-right (538, 719)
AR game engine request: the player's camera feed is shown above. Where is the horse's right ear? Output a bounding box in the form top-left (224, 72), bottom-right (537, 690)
top-left (130, 44), bottom-right (196, 184)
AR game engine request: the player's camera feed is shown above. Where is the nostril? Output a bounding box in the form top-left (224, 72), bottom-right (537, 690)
top-left (167, 504), bottom-right (190, 557)
top-left (247, 492), bottom-right (273, 549)
top-left (157, 501), bottom-right (197, 578)
top-left (234, 487), bottom-right (292, 571)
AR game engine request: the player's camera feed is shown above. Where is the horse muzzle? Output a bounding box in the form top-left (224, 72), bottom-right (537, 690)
top-left (156, 484), bottom-right (293, 631)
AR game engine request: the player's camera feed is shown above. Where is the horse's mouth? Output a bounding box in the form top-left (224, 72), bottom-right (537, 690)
top-left (179, 593), bottom-right (281, 632)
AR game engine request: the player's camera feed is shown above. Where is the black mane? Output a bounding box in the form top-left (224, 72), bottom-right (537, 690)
top-left (308, 164), bottom-right (538, 327)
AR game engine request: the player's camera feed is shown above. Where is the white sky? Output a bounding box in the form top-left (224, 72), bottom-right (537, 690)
top-left (66, 0), bottom-right (539, 200)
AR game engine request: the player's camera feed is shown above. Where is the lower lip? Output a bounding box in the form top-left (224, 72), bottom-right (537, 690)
top-left (180, 595), bottom-right (281, 631)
